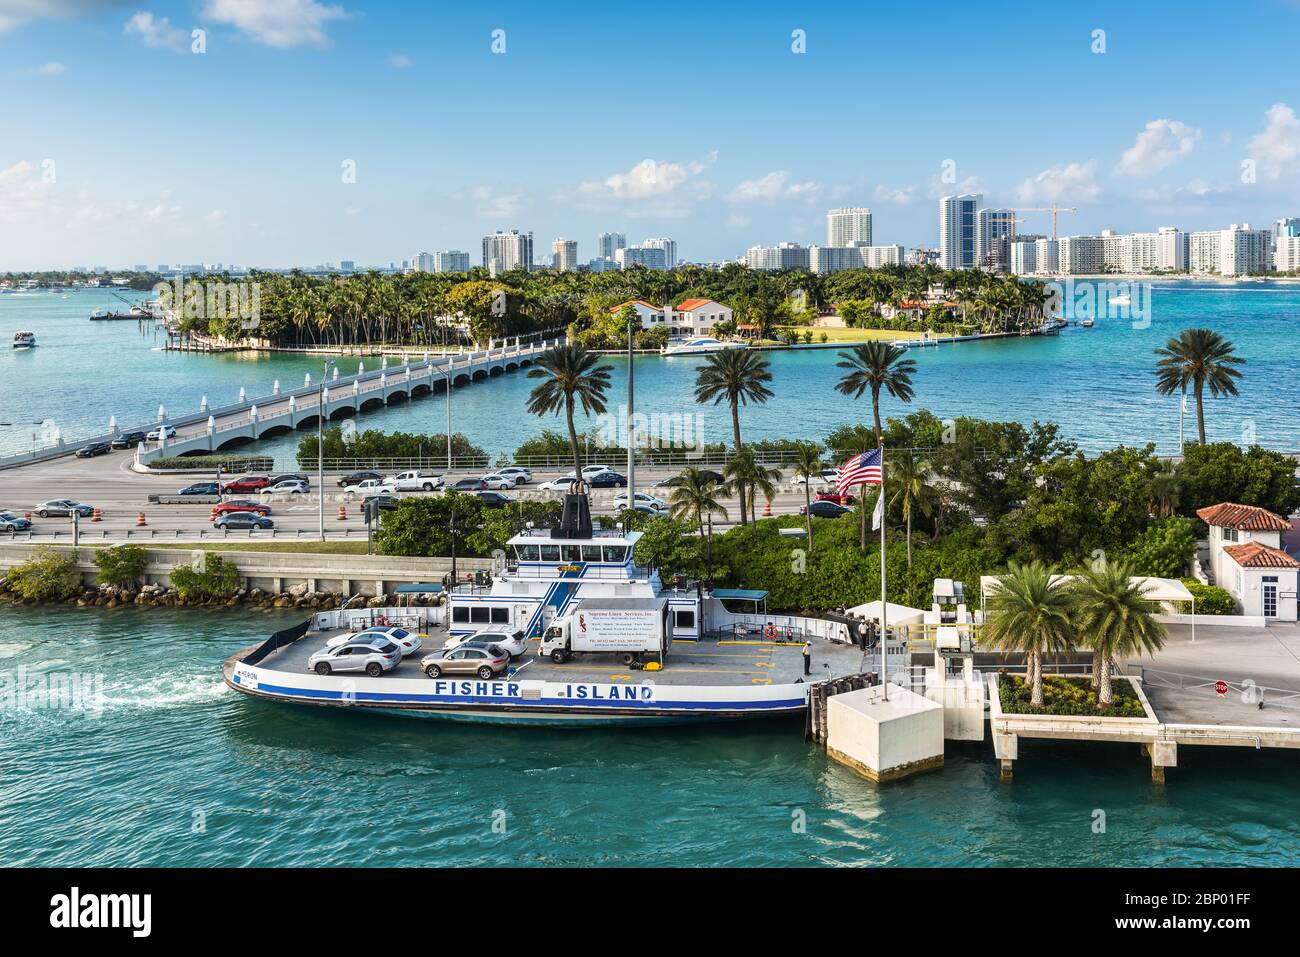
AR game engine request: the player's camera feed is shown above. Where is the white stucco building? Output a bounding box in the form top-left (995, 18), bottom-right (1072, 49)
top-left (608, 298), bottom-right (733, 336)
top-left (1197, 503), bottom-right (1299, 620)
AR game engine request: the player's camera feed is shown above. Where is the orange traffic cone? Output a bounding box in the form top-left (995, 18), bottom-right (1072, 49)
top-left (209, 506), bottom-right (220, 522)
top-left (338, 505), bottom-right (347, 520)
top-left (136, 511), bottom-right (147, 527)
top-left (763, 500), bottom-right (772, 517)
top-left (91, 507), bottom-right (102, 522)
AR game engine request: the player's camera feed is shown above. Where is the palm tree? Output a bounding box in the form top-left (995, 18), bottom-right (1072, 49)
top-left (694, 350), bottom-right (774, 526)
top-left (834, 341), bottom-right (917, 444)
top-left (525, 344), bottom-right (612, 482)
top-left (984, 561), bottom-right (1075, 707)
top-left (724, 448), bottom-right (779, 541)
top-left (1069, 559), bottom-right (1167, 706)
top-left (790, 441), bottom-right (825, 553)
top-left (887, 451), bottom-right (936, 568)
top-left (667, 467), bottom-right (728, 581)
top-left (1154, 328), bottom-right (1245, 444)
top-left (1147, 461), bottom-right (1180, 518)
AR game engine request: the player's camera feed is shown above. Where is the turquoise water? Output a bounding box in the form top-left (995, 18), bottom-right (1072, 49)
top-left (1, 604), bottom-right (1297, 867)
top-left (2, 281), bottom-right (1298, 462)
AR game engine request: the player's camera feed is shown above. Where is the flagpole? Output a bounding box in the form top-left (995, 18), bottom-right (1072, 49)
top-left (1178, 390), bottom-right (1185, 455)
top-left (879, 445), bottom-right (888, 701)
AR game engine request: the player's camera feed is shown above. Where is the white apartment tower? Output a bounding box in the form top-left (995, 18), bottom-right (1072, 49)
top-left (1219, 224), bottom-right (1272, 276)
top-left (596, 232), bottom-right (627, 259)
top-left (826, 208), bottom-right (873, 247)
top-left (481, 230), bottom-right (533, 274)
top-left (551, 238), bottom-right (578, 272)
top-left (939, 194), bottom-right (982, 269)
top-left (641, 237), bottom-right (677, 269)
top-left (432, 250), bottom-right (470, 273)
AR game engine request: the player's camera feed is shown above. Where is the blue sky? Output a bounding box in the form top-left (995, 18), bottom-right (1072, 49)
top-left (3, 0), bottom-right (1300, 269)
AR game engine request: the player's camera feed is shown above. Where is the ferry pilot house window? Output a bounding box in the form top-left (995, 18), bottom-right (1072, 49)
top-left (452, 607), bottom-right (469, 623)
top-left (540, 544), bottom-right (561, 562)
top-left (470, 606), bottom-right (491, 624)
top-left (561, 545), bottom-right (583, 562)
top-left (675, 610), bottom-right (695, 630)
top-left (515, 544), bottom-right (540, 562)
top-left (490, 607), bottom-right (509, 623)
top-left (602, 545), bottom-right (628, 563)
top-left (582, 545), bottom-right (603, 562)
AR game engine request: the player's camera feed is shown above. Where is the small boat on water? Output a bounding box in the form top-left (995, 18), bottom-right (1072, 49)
top-left (661, 336), bottom-right (745, 357)
top-left (1109, 294), bottom-right (1132, 306)
top-left (12, 331), bottom-right (36, 349)
top-left (1080, 318), bottom-right (1095, 328)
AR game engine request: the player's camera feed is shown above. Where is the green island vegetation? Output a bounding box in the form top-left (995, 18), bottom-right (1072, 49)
top-left (162, 263), bottom-right (1054, 349)
top-left (295, 428), bottom-right (487, 469)
top-left (92, 544), bottom-right (149, 588)
top-left (998, 674), bottom-right (1146, 718)
top-left (1, 547), bottom-right (82, 601)
top-left (168, 552), bottom-right (241, 600)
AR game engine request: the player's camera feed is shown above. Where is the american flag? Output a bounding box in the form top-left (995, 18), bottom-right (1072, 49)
top-left (836, 447), bottom-right (883, 495)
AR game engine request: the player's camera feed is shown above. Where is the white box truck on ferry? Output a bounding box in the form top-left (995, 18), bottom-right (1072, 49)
top-left (540, 597), bottom-right (671, 666)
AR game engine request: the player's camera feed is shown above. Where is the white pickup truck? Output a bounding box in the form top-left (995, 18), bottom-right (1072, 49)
top-left (389, 471), bottom-right (443, 492)
top-left (343, 478), bottom-right (397, 496)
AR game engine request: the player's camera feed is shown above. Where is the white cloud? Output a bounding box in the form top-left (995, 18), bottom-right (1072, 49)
top-left (0, 160), bottom-right (54, 223)
top-left (873, 184), bottom-right (914, 205)
top-left (1247, 102), bottom-right (1300, 180)
top-left (573, 152), bottom-right (716, 218)
top-left (470, 186), bottom-right (524, 217)
top-left (201, 0), bottom-right (348, 49)
top-left (0, 1), bottom-right (129, 34)
top-left (928, 173), bottom-right (982, 199)
top-left (1115, 119), bottom-right (1201, 176)
top-left (32, 61), bottom-right (67, 76)
top-left (1014, 160), bottom-right (1101, 203)
top-left (727, 170), bottom-right (821, 203)
top-left (388, 53), bottom-right (411, 69)
top-left (124, 11), bottom-right (188, 51)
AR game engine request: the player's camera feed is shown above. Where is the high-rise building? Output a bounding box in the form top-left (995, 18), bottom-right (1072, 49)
top-left (552, 238), bottom-right (578, 272)
top-left (809, 244), bottom-right (906, 274)
top-left (745, 242), bottom-right (810, 271)
top-left (340, 260), bottom-right (355, 273)
top-left (433, 250), bottom-right (471, 273)
top-left (481, 230), bottom-right (533, 274)
top-left (641, 237), bottom-right (677, 269)
top-left (1218, 223), bottom-right (1272, 276)
top-left (1009, 237), bottom-right (1047, 276)
top-left (615, 246), bottom-right (669, 270)
top-left (587, 257), bottom-right (619, 273)
top-left (975, 208), bottom-right (1015, 271)
top-left (939, 194), bottom-right (981, 269)
top-left (1276, 235), bottom-right (1300, 272)
top-left (412, 252), bottom-right (436, 272)
top-left (596, 232), bottom-right (627, 259)
top-left (1188, 231), bottom-right (1221, 273)
top-left (826, 208), bottom-right (873, 247)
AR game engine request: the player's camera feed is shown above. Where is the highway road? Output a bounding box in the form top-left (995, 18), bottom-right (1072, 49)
top-left (0, 449), bottom-right (854, 544)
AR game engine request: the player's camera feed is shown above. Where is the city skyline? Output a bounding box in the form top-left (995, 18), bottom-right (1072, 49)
top-left (3, 0), bottom-right (1300, 269)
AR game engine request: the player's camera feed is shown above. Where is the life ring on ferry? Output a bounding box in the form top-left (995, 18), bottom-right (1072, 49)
top-left (763, 624), bottom-right (779, 641)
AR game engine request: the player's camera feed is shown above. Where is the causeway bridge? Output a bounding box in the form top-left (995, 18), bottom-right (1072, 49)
top-left (0, 339), bottom-right (551, 470)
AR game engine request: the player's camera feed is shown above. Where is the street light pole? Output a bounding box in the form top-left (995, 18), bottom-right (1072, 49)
top-left (626, 310), bottom-right (635, 505)
top-left (318, 358), bottom-right (334, 541)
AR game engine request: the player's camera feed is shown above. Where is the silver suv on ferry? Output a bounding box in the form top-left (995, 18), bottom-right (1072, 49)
top-left (308, 636), bottom-right (401, 677)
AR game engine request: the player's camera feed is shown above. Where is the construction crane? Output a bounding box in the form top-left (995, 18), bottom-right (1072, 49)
top-left (1006, 204), bottom-right (1078, 240)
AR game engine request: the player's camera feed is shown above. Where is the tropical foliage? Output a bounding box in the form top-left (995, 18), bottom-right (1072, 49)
top-left (5, 547), bottom-right (82, 601)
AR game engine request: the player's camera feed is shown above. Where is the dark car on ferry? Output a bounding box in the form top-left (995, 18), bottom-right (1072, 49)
top-left (178, 482), bottom-right (221, 496)
top-left (587, 470), bottom-right (627, 489)
top-left (801, 500), bottom-right (852, 518)
top-left (222, 475), bottom-right (271, 493)
top-left (474, 491), bottom-right (514, 508)
top-left (110, 430), bottom-right (147, 449)
top-left (75, 441), bottom-right (112, 458)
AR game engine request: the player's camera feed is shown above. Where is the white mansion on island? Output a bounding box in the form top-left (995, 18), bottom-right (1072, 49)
top-left (608, 298), bottom-right (733, 338)
top-left (1198, 503), bottom-right (1299, 621)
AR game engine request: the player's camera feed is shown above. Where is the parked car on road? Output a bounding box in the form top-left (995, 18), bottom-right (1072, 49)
top-left (450, 478), bottom-right (486, 492)
top-left (215, 499), bottom-right (271, 516)
top-left (390, 471), bottom-right (442, 492)
top-left (34, 500), bottom-right (94, 518)
top-left (178, 482), bottom-right (221, 496)
top-left (612, 491), bottom-right (668, 511)
top-left (222, 475), bottom-right (271, 493)
top-left (145, 425), bottom-right (177, 441)
top-left (0, 510), bottom-right (32, 531)
top-left (338, 470), bottom-right (383, 488)
top-left (75, 442), bottom-right (111, 458)
top-left (262, 480), bottom-right (309, 495)
top-left (479, 473), bottom-right (517, 490)
top-left (474, 491), bottom-right (514, 508)
top-left (110, 431), bottom-right (147, 450)
top-left (269, 473), bottom-right (311, 488)
top-left (588, 471), bottom-right (628, 489)
top-left (420, 645), bottom-right (509, 680)
top-left (800, 500), bottom-right (852, 518)
top-left (307, 636), bottom-right (401, 677)
top-left (213, 510), bottom-right (273, 530)
top-left (444, 629), bottom-right (528, 659)
top-left (492, 467), bottom-right (532, 485)
top-left (344, 478), bottom-right (397, 497)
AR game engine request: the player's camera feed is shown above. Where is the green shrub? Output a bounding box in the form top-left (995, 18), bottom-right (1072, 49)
top-left (7, 547), bottom-right (82, 600)
top-left (1180, 578), bottom-right (1237, 615)
top-left (169, 553), bottom-right (241, 600)
top-left (93, 544), bottom-right (149, 588)
top-left (999, 674), bottom-right (1145, 718)
top-left (150, 454), bottom-right (273, 472)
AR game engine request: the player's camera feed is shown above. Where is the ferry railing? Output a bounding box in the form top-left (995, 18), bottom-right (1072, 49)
top-left (241, 618), bottom-right (312, 665)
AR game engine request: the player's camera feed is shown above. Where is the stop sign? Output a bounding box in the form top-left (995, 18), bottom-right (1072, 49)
top-left (1214, 680), bottom-right (1228, 697)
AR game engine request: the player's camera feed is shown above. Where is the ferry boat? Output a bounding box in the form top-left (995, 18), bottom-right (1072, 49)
top-left (661, 336), bottom-right (745, 357)
top-left (223, 492), bottom-right (871, 726)
top-left (12, 331), bottom-right (36, 349)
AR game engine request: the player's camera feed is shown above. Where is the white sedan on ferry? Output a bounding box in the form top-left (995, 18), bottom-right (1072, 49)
top-left (443, 629), bottom-right (529, 659)
top-left (327, 625), bottom-right (424, 656)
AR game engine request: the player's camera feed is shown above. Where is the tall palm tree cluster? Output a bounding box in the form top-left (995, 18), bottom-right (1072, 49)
top-left (985, 559), bottom-right (1166, 708)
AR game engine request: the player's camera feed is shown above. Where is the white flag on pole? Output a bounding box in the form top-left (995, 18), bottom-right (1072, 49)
top-left (872, 487), bottom-right (885, 531)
